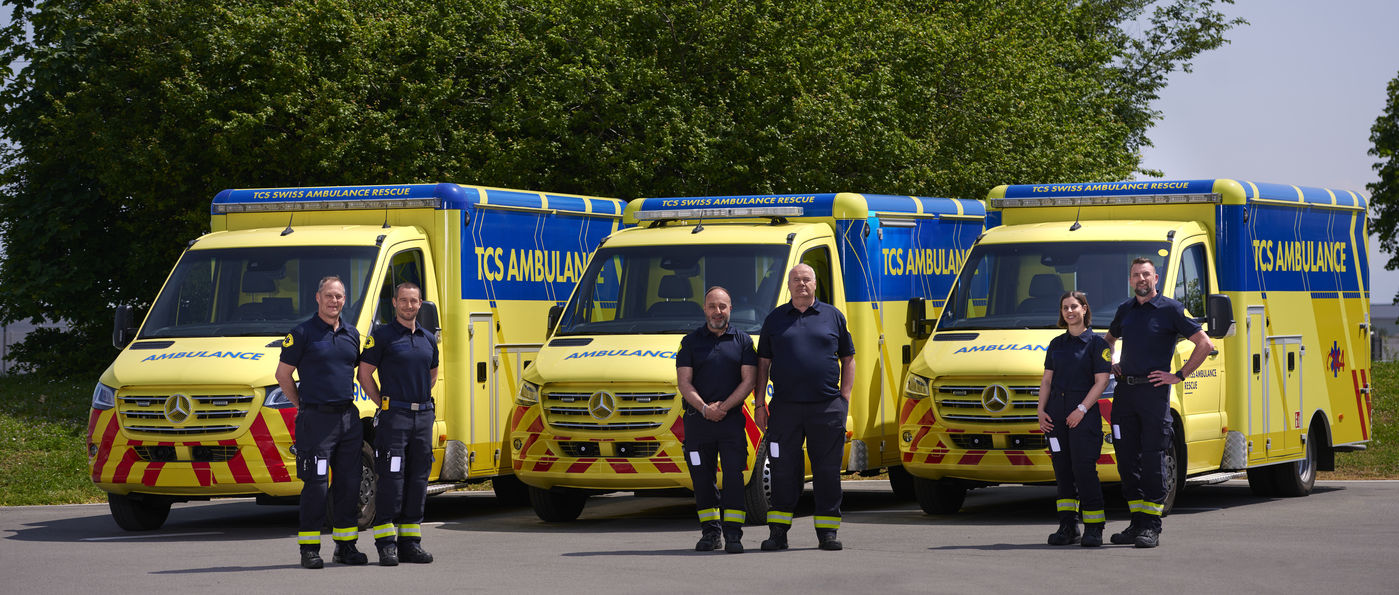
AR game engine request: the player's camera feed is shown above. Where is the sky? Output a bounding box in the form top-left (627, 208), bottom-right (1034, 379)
top-left (1136, 0), bottom-right (1399, 303)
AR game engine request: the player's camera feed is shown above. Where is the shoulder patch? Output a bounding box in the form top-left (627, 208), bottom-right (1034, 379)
top-left (1101, 348), bottom-right (1111, 363)
top-left (365, 335), bottom-right (375, 350)
top-left (282, 333), bottom-right (294, 348)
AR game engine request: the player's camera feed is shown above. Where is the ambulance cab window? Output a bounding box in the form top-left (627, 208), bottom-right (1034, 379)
top-left (377, 249), bottom-right (426, 326)
top-left (1173, 243), bottom-right (1209, 318)
top-left (800, 246), bottom-right (834, 304)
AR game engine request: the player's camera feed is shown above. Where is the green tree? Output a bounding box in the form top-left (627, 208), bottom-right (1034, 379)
top-left (1369, 70), bottom-right (1399, 300)
top-left (0, 0), bottom-right (1241, 376)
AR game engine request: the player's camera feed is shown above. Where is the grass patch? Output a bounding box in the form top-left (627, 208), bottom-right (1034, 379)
top-left (1322, 360), bottom-right (1399, 479)
top-left (0, 375), bottom-right (104, 506)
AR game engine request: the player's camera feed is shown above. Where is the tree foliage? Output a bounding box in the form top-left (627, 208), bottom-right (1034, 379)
top-left (1370, 70), bottom-right (1399, 299)
top-left (0, 0), bottom-right (1241, 375)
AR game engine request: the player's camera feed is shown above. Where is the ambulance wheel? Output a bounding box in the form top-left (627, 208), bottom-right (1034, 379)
top-left (324, 441), bottom-right (377, 530)
top-left (887, 465), bottom-right (915, 501)
top-left (743, 439), bottom-right (772, 525)
top-left (108, 493), bottom-right (171, 531)
top-left (1270, 427), bottom-right (1318, 497)
top-left (1161, 425), bottom-right (1185, 516)
top-left (491, 475), bottom-right (531, 506)
top-left (1246, 466), bottom-right (1278, 497)
top-left (913, 477), bottom-right (966, 515)
top-left (529, 486), bottom-right (588, 522)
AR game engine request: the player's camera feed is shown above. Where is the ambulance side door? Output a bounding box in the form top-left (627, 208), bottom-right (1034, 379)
top-left (1170, 238), bottom-right (1224, 472)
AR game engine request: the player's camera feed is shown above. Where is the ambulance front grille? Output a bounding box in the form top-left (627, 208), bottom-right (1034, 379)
top-left (541, 388), bottom-right (675, 431)
top-left (932, 382), bottom-right (1040, 425)
top-left (116, 390), bottom-right (257, 437)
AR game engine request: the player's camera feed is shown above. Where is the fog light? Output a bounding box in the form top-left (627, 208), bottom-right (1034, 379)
top-left (901, 431), bottom-right (913, 443)
top-left (288, 444), bottom-right (298, 456)
top-left (1103, 433), bottom-right (1113, 445)
top-left (512, 438), bottom-right (523, 451)
top-left (88, 444), bottom-right (98, 456)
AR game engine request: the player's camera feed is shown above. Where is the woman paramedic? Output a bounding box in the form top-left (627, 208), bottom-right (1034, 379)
top-left (1037, 290), bottom-right (1111, 547)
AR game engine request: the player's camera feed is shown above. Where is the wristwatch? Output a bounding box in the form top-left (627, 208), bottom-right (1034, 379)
top-left (1076, 403), bottom-right (1088, 414)
top-left (1175, 370), bottom-right (1186, 381)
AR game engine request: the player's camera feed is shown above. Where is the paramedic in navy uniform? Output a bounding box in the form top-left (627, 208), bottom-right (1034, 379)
top-left (1037, 290), bottom-right (1111, 547)
top-left (358, 282), bottom-right (439, 566)
top-left (754, 263), bottom-right (855, 552)
top-left (1104, 257), bottom-right (1212, 548)
top-left (676, 286), bottom-right (758, 554)
top-left (276, 275), bottom-right (368, 569)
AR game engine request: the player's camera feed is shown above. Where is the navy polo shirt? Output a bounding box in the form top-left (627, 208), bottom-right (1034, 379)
top-left (361, 321), bottom-right (439, 402)
top-left (676, 324), bottom-right (758, 405)
top-left (757, 300), bottom-right (856, 403)
top-left (1108, 294), bottom-right (1202, 377)
top-left (1044, 328), bottom-right (1112, 394)
top-left (280, 315), bottom-right (360, 406)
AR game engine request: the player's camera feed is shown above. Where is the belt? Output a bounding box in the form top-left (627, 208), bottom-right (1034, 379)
top-left (302, 401), bottom-right (355, 413)
top-left (384, 398), bottom-right (433, 411)
top-left (1120, 375), bottom-right (1154, 385)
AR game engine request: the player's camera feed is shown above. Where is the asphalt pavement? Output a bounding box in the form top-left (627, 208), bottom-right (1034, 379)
top-left (3, 480), bottom-right (1397, 594)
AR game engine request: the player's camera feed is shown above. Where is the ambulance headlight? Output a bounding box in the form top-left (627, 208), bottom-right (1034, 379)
top-left (91, 383), bottom-right (117, 410)
top-left (264, 384), bottom-right (295, 409)
top-left (515, 381), bottom-right (541, 406)
top-left (904, 374), bottom-right (931, 400)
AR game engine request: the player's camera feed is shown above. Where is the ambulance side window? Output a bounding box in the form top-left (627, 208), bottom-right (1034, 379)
top-left (1173, 243), bottom-right (1209, 318)
top-left (377, 249), bottom-right (426, 325)
top-left (800, 247), bottom-right (834, 304)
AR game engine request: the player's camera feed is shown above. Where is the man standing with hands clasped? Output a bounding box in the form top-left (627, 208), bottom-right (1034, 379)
top-left (359, 282), bottom-right (439, 566)
top-left (755, 263), bottom-right (855, 551)
top-left (276, 276), bottom-right (367, 569)
top-left (1104, 257), bottom-right (1213, 548)
top-left (676, 286), bottom-right (757, 554)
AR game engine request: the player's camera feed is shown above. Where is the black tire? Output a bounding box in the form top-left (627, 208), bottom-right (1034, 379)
top-left (887, 465), bottom-right (915, 501)
top-left (108, 493), bottom-right (171, 531)
top-left (1271, 429), bottom-right (1318, 497)
top-left (913, 476), bottom-right (966, 515)
top-left (491, 474), bottom-right (531, 506)
top-left (743, 439), bottom-right (772, 525)
top-left (325, 441), bottom-right (377, 530)
top-left (529, 486), bottom-right (588, 522)
top-left (1161, 425), bottom-right (1185, 517)
top-left (1246, 466), bottom-right (1278, 497)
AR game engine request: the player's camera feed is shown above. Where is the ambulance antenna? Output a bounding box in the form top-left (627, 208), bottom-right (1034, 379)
top-left (1068, 206), bottom-right (1082, 232)
top-left (382, 210), bottom-right (391, 229)
top-left (281, 214), bottom-right (294, 236)
top-left (692, 219), bottom-right (704, 234)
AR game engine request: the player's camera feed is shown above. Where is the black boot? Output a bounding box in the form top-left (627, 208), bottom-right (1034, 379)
top-left (299, 545), bottom-right (324, 570)
top-left (760, 524), bottom-right (789, 551)
top-left (695, 521), bottom-right (723, 552)
top-left (723, 523), bottom-right (744, 554)
top-left (817, 530), bottom-right (843, 551)
top-left (1081, 523), bottom-right (1103, 547)
top-left (377, 541), bottom-right (399, 566)
top-left (1047, 518), bottom-right (1080, 546)
top-left (1135, 520), bottom-right (1161, 548)
top-left (398, 541), bottom-right (434, 564)
top-left (1110, 520), bottom-right (1141, 545)
top-left (332, 542), bottom-right (368, 565)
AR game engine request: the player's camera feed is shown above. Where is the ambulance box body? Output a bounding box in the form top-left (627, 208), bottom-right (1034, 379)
top-left (90, 183), bottom-right (625, 529)
top-left (899, 179), bottom-right (1372, 514)
top-left (510, 193), bottom-right (984, 522)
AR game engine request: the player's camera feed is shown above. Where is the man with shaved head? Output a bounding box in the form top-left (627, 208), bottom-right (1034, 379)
top-left (754, 263), bottom-right (855, 551)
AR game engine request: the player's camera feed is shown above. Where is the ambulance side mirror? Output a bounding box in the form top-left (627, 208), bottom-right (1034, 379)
top-left (906, 297), bottom-right (932, 339)
top-left (418, 301), bottom-right (440, 335)
top-left (547, 304), bottom-right (564, 337)
top-left (1206, 294), bottom-right (1234, 339)
top-left (113, 305), bottom-right (137, 349)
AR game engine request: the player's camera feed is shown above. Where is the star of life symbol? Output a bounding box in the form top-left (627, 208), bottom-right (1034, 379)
top-left (1328, 341), bottom-right (1344, 378)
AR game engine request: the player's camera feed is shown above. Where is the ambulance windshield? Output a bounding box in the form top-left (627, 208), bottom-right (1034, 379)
top-left (938, 241), bottom-right (1170, 331)
top-left (140, 246), bottom-right (379, 338)
top-left (557, 244), bottom-right (789, 335)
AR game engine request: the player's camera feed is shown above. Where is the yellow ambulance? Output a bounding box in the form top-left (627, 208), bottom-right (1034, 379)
top-left (899, 179), bottom-right (1373, 514)
top-left (510, 193), bottom-right (984, 521)
top-left (89, 183), bottom-right (625, 530)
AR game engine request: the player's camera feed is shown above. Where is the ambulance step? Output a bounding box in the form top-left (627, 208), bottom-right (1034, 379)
top-left (426, 482), bottom-right (471, 497)
top-left (1185, 472), bottom-right (1244, 486)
